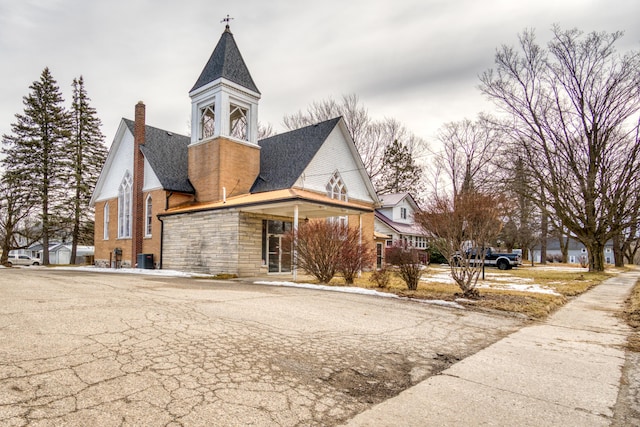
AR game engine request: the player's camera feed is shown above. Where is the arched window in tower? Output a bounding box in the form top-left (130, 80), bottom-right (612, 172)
top-left (118, 171), bottom-right (133, 238)
top-left (199, 104), bottom-right (215, 140)
top-left (326, 171), bottom-right (348, 202)
top-left (229, 104), bottom-right (248, 141)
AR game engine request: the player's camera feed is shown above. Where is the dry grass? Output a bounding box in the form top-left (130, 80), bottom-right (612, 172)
top-left (319, 264), bottom-right (616, 319)
top-left (622, 278), bottom-right (640, 352)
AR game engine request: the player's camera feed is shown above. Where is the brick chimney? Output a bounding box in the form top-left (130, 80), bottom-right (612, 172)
top-left (131, 101), bottom-right (145, 267)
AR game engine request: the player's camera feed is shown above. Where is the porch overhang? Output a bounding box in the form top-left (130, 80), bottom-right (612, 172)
top-left (159, 188), bottom-right (374, 219)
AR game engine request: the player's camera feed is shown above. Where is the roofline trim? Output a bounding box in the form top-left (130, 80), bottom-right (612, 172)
top-left (159, 195), bottom-right (374, 217)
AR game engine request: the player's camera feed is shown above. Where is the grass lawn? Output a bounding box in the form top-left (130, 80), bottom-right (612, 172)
top-left (322, 264), bottom-right (618, 319)
top-left (623, 277), bottom-right (640, 351)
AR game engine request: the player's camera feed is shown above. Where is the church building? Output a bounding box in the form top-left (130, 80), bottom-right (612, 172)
top-left (90, 24), bottom-right (379, 277)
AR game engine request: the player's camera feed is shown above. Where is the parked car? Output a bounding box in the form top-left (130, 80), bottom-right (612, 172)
top-left (6, 254), bottom-right (40, 266)
top-left (452, 247), bottom-right (522, 270)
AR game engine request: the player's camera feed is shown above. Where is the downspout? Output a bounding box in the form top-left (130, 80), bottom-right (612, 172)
top-left (159, 191), bottom-right (173, 270)
top-left (293, 205), bottom-right (299, 281)
top-left (158, 215), bottom-right (164, 270)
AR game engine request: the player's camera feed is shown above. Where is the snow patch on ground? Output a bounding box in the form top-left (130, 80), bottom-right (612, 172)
top-left (253, 280), bottom-right (465, 309)
top-left (422, 268), bottom-right (562, 296)
top-left (44, 265), bottom-right (196, 277)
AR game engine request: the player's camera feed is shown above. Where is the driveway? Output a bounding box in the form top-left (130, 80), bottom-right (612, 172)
top-left (0, 269), bottom-right (524, 426)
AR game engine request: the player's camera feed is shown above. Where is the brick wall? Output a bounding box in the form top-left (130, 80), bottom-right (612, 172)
top-left (94, 188), bottom-right (169, 269)
top-left (93, 199), bottom-right (133, 268)
top-left (188, 137), bottom-right (260, 203)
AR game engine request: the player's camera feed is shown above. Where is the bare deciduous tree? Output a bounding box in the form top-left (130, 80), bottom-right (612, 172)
top-left (416, 191), bottom-right (503, 298)
top-left (282, 94), bottom-right (426, 193)
top-left (433, 117), bottom-right (501, 198)
top-left (0, 173), bottom-right (39, 265)
top-left (480, 27), bottom-right (640, 271)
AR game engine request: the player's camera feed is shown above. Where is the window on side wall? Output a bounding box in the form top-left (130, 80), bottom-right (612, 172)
top-left (118, 172), bottom-right (132, 238)
top-left (103, 202), bottom-right (109, 240)
top-left (145, 194), bottom-right (152, 237)
top-left (326, 171), bottom-right (348, 227)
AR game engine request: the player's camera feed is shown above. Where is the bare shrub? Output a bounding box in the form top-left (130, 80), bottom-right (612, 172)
top-left (369, 267), bottom-right (391, 288)
top-left (386, 242), bottom-right (423, 291)
top-left (285, 221), bottom-right (374, 284)
top-left (338, 227), bottom-right (375, 285)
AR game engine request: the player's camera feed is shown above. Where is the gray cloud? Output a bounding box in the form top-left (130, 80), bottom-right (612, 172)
top-left (0, 0), bottom-right (638, 149)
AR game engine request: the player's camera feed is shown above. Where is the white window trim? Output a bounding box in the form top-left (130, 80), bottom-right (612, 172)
top-left (145, 194), bottom-right (152, 238)
top-left (326, 171), bottom-right (348, 202)
top-left (103, 202), bottom-right (110, 240)
top-left (118, 171), bottom-right (132, 239)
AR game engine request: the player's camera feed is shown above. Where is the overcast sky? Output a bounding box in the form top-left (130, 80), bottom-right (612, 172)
top-left (0, 0), bottom-right (638, 150)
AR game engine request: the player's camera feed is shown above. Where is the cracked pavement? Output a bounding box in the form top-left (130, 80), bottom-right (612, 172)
top-left (0, 269), bottom-right (525, 426)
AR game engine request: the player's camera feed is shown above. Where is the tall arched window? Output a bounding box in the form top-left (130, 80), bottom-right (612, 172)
top-left (326, 171), bottom-right (348, 227)
top-left (118, 171), bottom-right (132, 238)
top-left (326, 171), bottom-right (347, 201)
top-left (103, 202), bottom-right (110, 240)
top-left (145, 194), bottom-right (153, 237)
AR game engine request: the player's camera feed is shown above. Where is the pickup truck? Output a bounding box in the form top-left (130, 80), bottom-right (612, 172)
top-left (452, 247), bottom-right (522, 270)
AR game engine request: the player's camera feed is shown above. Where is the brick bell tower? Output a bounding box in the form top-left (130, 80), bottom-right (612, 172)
top-left (187, 22), bottom-right (261, 203)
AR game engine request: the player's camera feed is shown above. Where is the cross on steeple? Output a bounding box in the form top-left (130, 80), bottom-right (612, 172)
top-left (221, 14), bottom-right (234, 30)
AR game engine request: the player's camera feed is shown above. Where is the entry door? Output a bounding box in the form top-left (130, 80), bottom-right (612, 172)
top-left (268, 234), bottom-right (291, 273)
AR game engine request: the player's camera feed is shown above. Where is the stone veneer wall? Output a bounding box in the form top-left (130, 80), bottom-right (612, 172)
top-left (162, 209), bottom-right (265, 276)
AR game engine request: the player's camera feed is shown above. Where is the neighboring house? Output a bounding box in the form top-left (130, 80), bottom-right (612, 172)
top-left (25, 243), bottom-right (95, 265)
top-left (374, 193), bottom-right (427, 266)
top-left (90, 24), bottom-right (379, 276)
top-left (530, 237), bottom-right (615, 265)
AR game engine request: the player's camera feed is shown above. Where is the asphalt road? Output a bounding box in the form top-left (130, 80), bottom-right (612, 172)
top-left (0, 268), bottom-right (524, 426)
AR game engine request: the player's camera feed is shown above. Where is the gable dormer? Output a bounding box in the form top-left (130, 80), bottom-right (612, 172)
top-left (189, 24), bottom-right (261, 146)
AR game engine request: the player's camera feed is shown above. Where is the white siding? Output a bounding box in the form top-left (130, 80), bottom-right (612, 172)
top-left (392, 198), bottom-right (416, 224)
top-left (294, 127), bottom-right (374, 203)
top-left (94, 127), bottom-right (134, 202)
top-left (143, 157), bottom-right (162, 191)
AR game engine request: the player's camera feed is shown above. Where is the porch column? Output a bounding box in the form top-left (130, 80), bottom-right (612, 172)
top-left (293, 205), bottom-right (299, 281)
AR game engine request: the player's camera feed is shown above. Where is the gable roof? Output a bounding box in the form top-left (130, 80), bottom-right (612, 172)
top-left (250, 117), bottom-right (342, 193)
top-left (190, 26), bottom-right (260, 94)
top-left (375, 211), bottom-right (424, 236)
top-left (123, 119), bottom-right (195, 194)
top-left (379, 192), bottom-right (420, 210)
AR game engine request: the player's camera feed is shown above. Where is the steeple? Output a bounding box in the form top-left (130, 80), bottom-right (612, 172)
top-left (190, 24), bottom-right (260, 95)
top-left (187, 20), bottom-right (262, 204)
top-left (188, 22), bottom-right (261, 146)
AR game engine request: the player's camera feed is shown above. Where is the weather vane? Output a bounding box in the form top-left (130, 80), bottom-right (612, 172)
top-left (221, 14), bottom-right (234, 29)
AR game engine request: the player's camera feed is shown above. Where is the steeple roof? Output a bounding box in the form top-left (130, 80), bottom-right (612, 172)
top-left (190, 26), bottom-right (260, 94)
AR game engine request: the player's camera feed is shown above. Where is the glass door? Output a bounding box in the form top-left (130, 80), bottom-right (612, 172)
top-left (267, 234), bottom-right (291, 273)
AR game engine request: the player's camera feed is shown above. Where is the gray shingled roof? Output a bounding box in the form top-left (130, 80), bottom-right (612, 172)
top-left (190, 27), bottom-right (260, 94)
top-left (124, 119), bottom-right (195, 194)
top-left (251, 117), bottom-right (342, 193)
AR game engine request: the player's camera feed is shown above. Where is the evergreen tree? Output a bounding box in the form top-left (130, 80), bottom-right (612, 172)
top-left (1, 67), bottom-right (72, 265)
top-left (377, 139), bottom-right (422, 195)
top-left (69, 76), bottom-right (107, 262)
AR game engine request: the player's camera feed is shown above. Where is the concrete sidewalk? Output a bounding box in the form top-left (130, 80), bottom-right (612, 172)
top-left (346, 269), bottom-right (640, 427)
